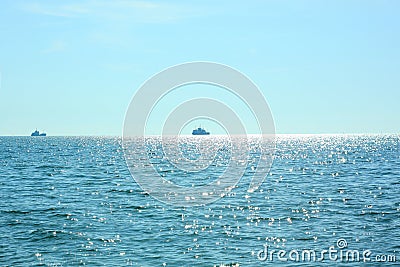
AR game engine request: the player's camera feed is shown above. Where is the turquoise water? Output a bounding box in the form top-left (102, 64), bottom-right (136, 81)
top-left (0, 135), bottom-right (399, 266)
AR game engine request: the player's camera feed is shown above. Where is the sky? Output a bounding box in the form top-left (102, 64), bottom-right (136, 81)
top-left (0, 0), bottom-right (399, 136)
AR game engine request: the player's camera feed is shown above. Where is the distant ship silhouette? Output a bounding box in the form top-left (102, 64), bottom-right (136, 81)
top-left (31, 129), bottom-right (46, 136)
top-left (192, 127), bottom-right (210, 135)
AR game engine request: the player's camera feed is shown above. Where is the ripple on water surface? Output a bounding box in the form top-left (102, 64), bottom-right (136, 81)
top-left (0, 135), bottom-right (399, 266)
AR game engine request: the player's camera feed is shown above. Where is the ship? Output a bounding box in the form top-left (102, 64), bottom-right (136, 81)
top-left (31, 129), bottom-right (46, 136)
top-left (192, 127), bottom-right (210, 135)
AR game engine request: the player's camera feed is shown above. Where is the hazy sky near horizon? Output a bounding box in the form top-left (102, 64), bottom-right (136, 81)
top-left (1, 0), bottom-right (399, 136)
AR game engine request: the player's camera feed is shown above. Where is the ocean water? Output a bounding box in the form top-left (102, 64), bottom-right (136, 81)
top-left (0, 135), bottom-right (399, 266)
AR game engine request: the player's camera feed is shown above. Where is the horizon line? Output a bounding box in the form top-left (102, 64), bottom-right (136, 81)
top-left (1, 132), bottom-right (399, 137)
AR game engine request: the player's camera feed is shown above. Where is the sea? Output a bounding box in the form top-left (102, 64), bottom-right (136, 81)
top-left (0, 135), bottom-right (399, 266)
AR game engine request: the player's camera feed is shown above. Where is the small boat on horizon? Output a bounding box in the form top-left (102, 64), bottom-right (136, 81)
top-left (31, 129), bottom-right (46, 136)
top-left (192, 127), bottom-right (210, 135)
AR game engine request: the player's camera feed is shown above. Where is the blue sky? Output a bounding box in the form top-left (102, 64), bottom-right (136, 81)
top-left (0, 0), bottom-right (399, 136)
